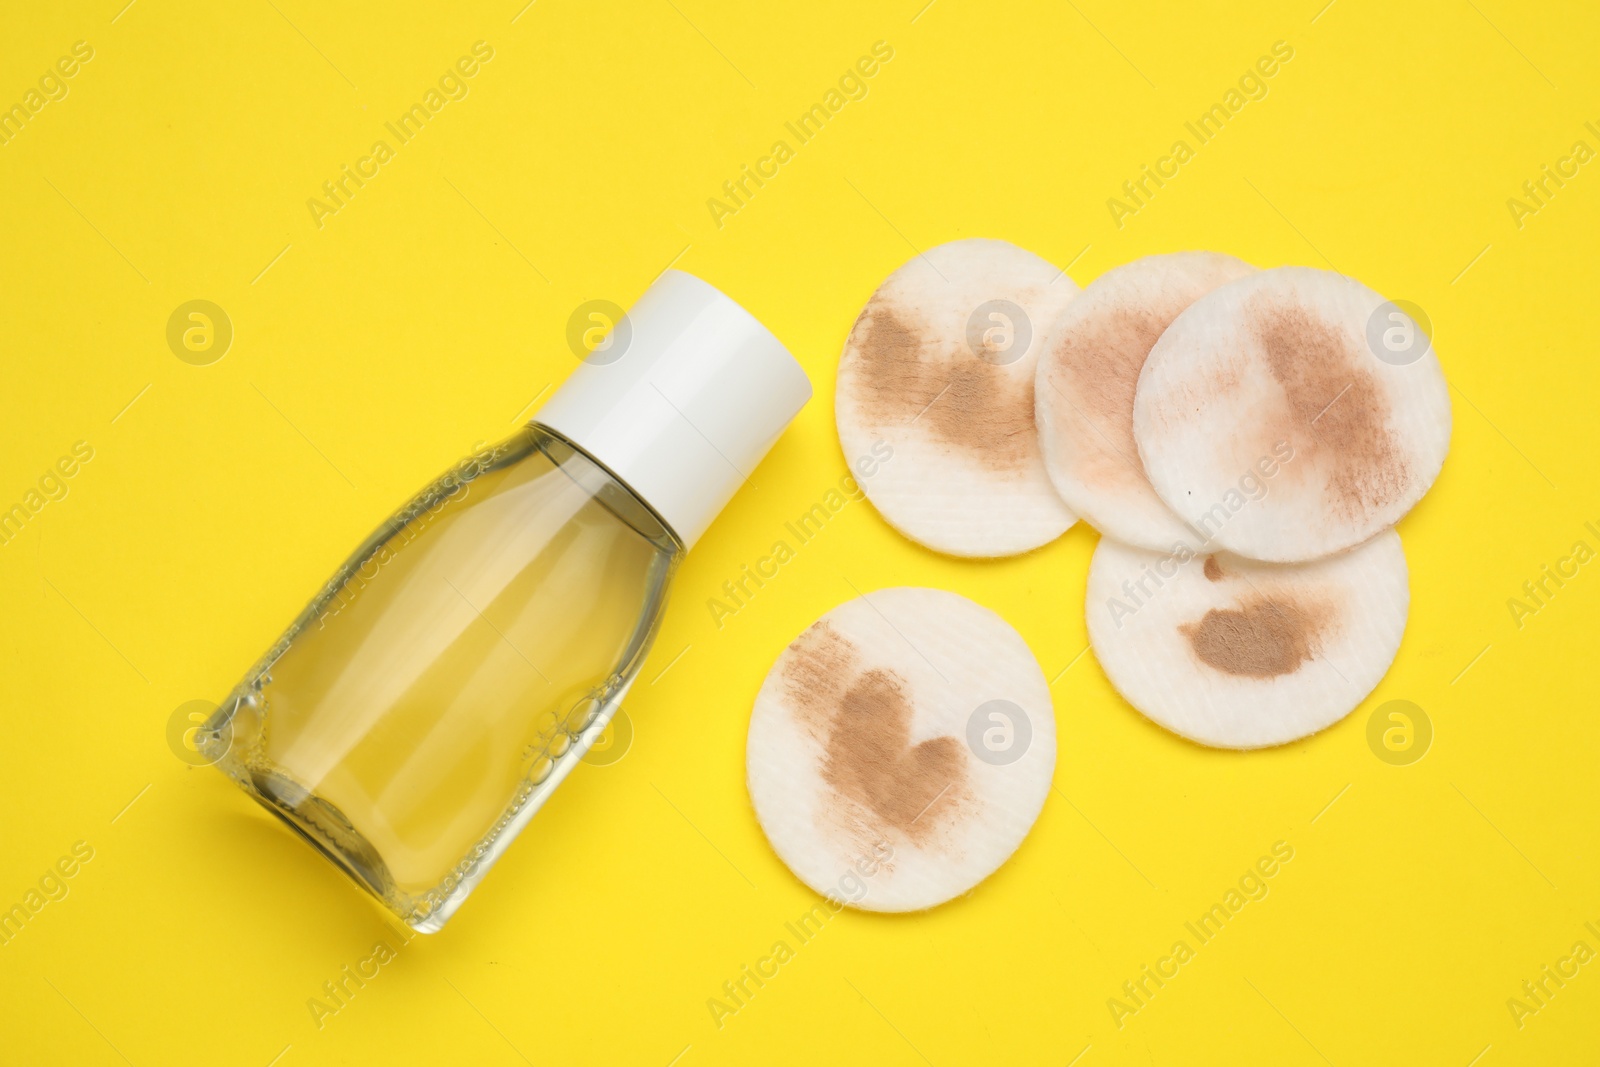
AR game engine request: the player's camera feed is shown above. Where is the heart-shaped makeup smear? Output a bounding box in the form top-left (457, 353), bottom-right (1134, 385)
top-left (821, 667), bottom-right (966, 845)
top-left (747, 586), bottom-right (1057, 912)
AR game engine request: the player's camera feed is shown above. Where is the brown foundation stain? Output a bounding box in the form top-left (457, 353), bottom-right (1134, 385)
top-left (1048, 303), bottom-right (1164, 482)
top-left (821, 668), bottom-right (967, 846)
top-left (780, 620), bottom-right (970, 847)
top-left (1203, 555), bottom-right (1224, 582)
top-left (1179, 596), bottom-right (1328, 678)
top-left (1253, 300), bottom-right (1409, 519)
top-left (780, 621), bottom-right (859, 737)
top-left (1061, 304), bottom-right (1162, 432)
top-left (851, 301), bottom-right (1036, 472)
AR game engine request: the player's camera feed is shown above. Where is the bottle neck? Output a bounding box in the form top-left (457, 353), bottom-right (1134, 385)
top-left (527, 422), bottom-right (686, 556)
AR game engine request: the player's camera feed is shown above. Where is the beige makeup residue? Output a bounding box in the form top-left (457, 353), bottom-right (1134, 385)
top-left (852, 302), bottom-right (1036, 472)
top-left (780, 620), bottom-right (858, 734)
top-left (1045, 300), bottom-right (1172, 488)
top-left (1254, 300), bottom-right (1409, 519)
top-left (780, 621), bottom-right (969, 845)
top-left (821, 668), bottom-right (966, 846)
top-left (1179, 596), bottom-right (1326, 678)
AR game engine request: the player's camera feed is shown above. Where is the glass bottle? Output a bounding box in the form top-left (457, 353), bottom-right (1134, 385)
top-left (202, 272), bottom-right (810, 931)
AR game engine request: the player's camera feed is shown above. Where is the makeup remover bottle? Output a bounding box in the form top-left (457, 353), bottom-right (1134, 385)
top-left (202, 272), bottom-right (811, 931)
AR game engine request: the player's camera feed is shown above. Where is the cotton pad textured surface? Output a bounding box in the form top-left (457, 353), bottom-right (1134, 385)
top-left (1086, 530), bottom-right (1409, 748)
top-left (1133, 267), bottom-right (1451, 562)
top-left (835, 238), bottom-right (1079, 557)
top-left (747, 587), bottom-right (1055, 911)
top-left (1036, 251), bottom-right (1255, 551)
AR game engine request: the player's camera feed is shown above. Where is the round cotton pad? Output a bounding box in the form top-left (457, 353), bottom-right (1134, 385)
top-left (1086, 530), bottom-right (1409, 748)
top-left (747, 587), bottom-right (1055, 911)
top-left (1036, 251), bottom-right (1255, 552)
top-left (1133, 266), bottom-right (1451, 562)
top-left (835, 238), bottom-right (1080, 557)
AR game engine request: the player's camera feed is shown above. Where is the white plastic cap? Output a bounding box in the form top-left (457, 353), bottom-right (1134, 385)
top-left (536, 271), bottom-right (812, 548)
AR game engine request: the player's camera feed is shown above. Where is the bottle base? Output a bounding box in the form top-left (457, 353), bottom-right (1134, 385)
top-left (217, 694), bottom-right (631, 933)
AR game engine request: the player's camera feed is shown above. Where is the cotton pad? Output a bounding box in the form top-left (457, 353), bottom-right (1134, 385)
top-left (1086, 529), bottom-right (1409, 748)
top-left (746, 587), bottom-right (1055, 911)
top-left (835, 238), bottom-right (1080, 557)
top-left (1035, 251), bottom-right (1255, 552)
top-left (1133, 266), bottom-right (1451, 562)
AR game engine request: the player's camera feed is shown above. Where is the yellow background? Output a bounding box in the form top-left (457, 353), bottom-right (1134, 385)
top-left (2, 0), bottom-right (1597, 1063)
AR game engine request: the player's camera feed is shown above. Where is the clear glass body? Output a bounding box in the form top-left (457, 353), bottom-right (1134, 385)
top-left (204, 425), bottom-right (683, 931)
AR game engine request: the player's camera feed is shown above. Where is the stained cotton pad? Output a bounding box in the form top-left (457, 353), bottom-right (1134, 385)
top-left (1133, 266), bottom-right (1451, 562)
top-left (1086, 530), bottom-right (1409, 748)
top-left (1036, 251), bottom-right (1255, 552)
top-left (747, 587), bottom-right (1055, 911)
top-left (835, 238), bottom-right (1079, 557)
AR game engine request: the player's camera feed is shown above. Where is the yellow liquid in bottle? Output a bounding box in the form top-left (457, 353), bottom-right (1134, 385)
top-left (210, 427), bottom-right (680, 929)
